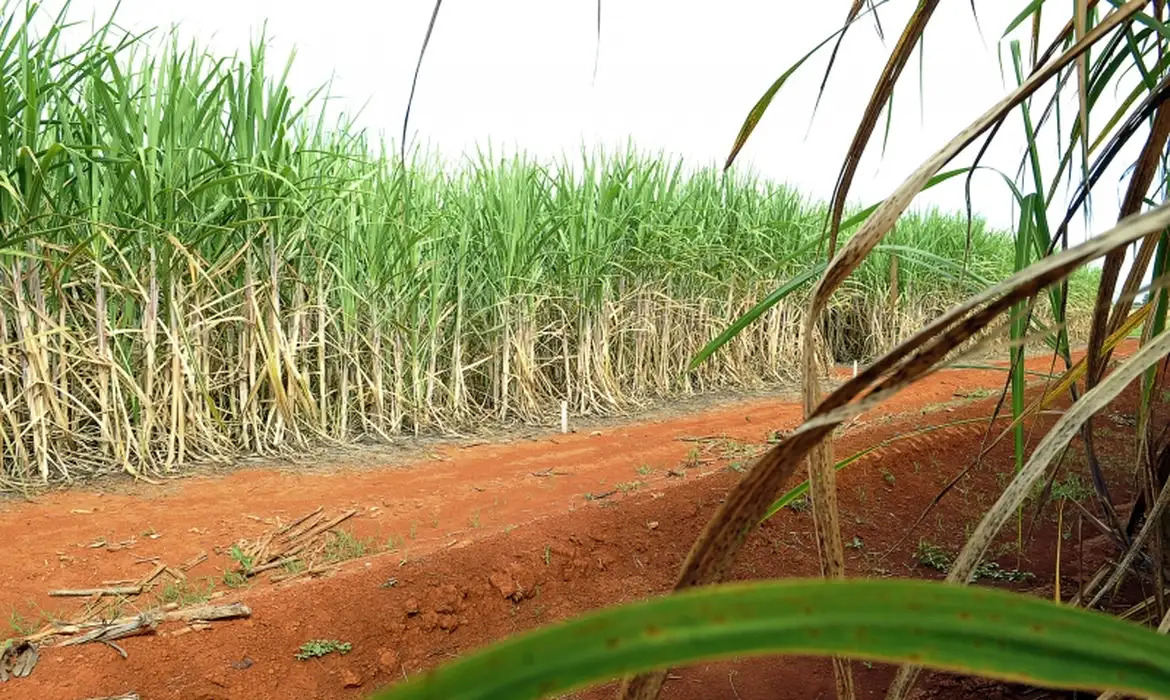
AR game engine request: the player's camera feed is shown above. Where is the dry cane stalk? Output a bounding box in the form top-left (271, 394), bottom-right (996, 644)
top-left (166, 282), bottom-right (183, 469)
top-left (95, 267), bottom-right (113, 460)
top-left (12, 261), bottom-right (49, 481)
top-left (339, 324), bottom-right (350, 438)
top-left (315, 270), bottom-right (328, 434)
top-left (140, 247), bottom-right (159, 471)
top-left (391, 328), bottom-right (405, 432)
top-left (244, 262), bottom-right (261, 450)
top-left (267, 240), bottom-right (286, 445)
top-left (0, 276), bottom-right (30, 476)
top-left (372, 313), bottom-right (386, 432)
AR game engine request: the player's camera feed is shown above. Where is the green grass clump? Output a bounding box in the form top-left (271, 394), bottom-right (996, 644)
top-left (322, 530), bottom-right (374, 563)
top-left (222, 570), bottom-right (249, 589)
top-left (1049, 473), bottom-right (1095, 502)
top-left (295, 639), bottom-right (352, 660)
top-left (157, 578), bottom-right (216, 606)
top-left (786, 494), bottom-right (812, 513)
top-left (915, 541), bottom-right (1033, 583)
top-left (7, 604), bottom-right (53, 636)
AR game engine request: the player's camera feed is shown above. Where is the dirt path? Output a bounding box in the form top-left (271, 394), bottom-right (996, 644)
top-left (0, 346), bottom-right (1149, 700)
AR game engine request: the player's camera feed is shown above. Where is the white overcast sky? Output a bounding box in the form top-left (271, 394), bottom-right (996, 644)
top-left (48, 1), bottom-right (1151, 261)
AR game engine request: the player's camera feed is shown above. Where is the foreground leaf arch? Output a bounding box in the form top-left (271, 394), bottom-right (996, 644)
top-left (369, 578), bottom-right (1170, 700)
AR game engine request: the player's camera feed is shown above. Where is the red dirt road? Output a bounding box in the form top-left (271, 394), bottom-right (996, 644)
top-left (0, 346), bottom-right (1151, 700)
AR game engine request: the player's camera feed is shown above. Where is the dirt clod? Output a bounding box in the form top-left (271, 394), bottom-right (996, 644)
top-left (340, 668), bottom-right (363, 689)
top-left (489, 565), bottom-right (537, 602)
top-left (428, 584), bottom-right (463, 614)
top-left (377, 649), bottom-right (399, 673)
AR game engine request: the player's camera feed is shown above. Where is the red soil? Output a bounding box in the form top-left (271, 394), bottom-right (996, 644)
top-left (0, 344), bottom-right (1154, 700)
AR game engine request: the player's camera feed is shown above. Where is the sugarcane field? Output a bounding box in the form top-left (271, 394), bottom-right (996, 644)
top-left (2, 2), bottom-right (1170, 700)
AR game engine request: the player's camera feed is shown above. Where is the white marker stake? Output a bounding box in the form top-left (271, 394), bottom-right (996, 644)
top-left (561, 401), bottom-right (568, 434)
top-left (852, 360), bottom-right (858, 378)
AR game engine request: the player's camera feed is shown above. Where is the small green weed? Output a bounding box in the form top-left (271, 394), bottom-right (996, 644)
top-left (915, 541), bottom-right (1033, 582)
top-left (229, 544), bottom-right (254, 574)
top-left (961, 388), bottom-right (995, 400)
top-left (880, 467), bottom-right (896, 486)
top-left (222, 570), bottom-right (249, 588)
top-left (7, 605), bottom-right (49, 636)
top-left (322, 529), bottom-right (375, 564)
top-left (636, 464), bottom-right (653, 476)
top-left (918, 401), bottom-right (954, 415)
top-left (158, 577), bottom-right (215, 606)
top-left (915, 541), bottom-right (952, 572)
top-left (975, 561), bottom-right (1036, 583)
top-left (295, 639), bottom-right (352, 660)
top-left (786, 494), bottom-right (811, 513)
top-left (1049, 473), bottom-right (1094, 502)
top-left (8, 612), bottom-right (32, 636)
top-left (719, 438), bottom-right (758, 461)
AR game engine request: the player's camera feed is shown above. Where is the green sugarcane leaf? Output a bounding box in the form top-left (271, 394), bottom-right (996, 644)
top-left (688, 167), bottom-right (975, 372)
top-left (370, 578), bottom-right (1170, 700)
top-left (762, 416), bottom-right (997, 521)
top-left (687, 261), bottom-right (825, 372)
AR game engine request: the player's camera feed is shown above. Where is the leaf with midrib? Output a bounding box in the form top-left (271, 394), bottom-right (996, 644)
top-left (368, 578), bottom-right (1170, 700)
top-left (723, 0), bottom-right (893, 171)
top-left (686, 167), bottom-right (972, 373)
